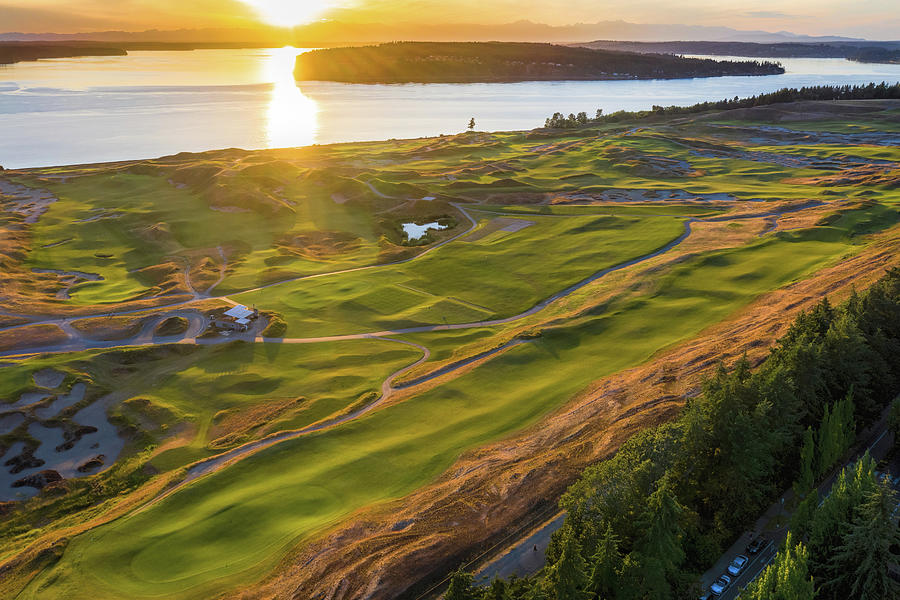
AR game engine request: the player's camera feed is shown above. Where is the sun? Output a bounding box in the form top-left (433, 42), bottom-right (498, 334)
top-left (239, 0), bottom-right (333, 27)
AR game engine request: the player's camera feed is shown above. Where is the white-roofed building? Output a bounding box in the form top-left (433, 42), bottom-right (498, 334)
top-left (224, 305), bottom-right (255, 320)
top-left (213, 304), bottom-right (259, 332)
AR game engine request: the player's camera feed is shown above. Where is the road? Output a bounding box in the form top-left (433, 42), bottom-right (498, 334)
top-left (702, 416), bottom-right (897, 600)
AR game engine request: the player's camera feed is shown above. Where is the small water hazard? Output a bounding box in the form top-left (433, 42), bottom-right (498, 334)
top-left (402, 221), bottom-right (448, 240)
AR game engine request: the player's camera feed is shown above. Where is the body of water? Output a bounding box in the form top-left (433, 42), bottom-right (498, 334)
top-left (1, 48), bottom-right (899, 169)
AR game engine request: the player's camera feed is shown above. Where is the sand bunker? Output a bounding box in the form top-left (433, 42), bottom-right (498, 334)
top-left (553, 188), bottom-right (746, 204)
top-left (33, 368), bottom-right (66, 389)
top-left (691, 147), bottom-right (896, 171)
top-left (0, 388), bottom-right (126, 501)
top-left (0, 179), bottom-right (58, 224)
top-left (32, 268), bottom-right (104, 300)
top-left (35, 382), bottom-right (86, 420)
top-left (74, 210), bottom-right (123, 223)
top-left (2, 391), bottom-right (51, 413)
top-left (706, 124), bottom-right (900, 147)
top-left (0, 413), bottom-right (24, 435)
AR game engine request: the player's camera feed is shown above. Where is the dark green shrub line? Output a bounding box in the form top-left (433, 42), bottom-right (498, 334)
top-left (448, 267), bottom-right (900, 599)
top-left (542, 82), bottom-right (900, 129)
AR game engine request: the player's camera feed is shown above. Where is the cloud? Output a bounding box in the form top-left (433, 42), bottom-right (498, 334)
top-left (744, 11), bottom-right (799, 19)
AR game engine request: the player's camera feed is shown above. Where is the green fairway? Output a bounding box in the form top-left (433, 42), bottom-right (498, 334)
top-left (21, 209), bottom-right (881, 599)
top-left (235, 212), bottom-right (687, 335)
top-left (6, 100), bottom-right (900, 600)
top-left (146, 339), bottom-right (421, 471)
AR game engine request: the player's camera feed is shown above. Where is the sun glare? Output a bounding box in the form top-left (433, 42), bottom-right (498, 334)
top-left (240, 0), bottom-right (332, 27)
top-left (264, 47), bottom-right (317, 148)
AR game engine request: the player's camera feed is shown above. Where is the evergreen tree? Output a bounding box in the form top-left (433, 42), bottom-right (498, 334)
top-left (817, 403), bottom-right (836, 475)
top-left (548, 527), bottom-right (590, 600)
top-left (446, 567), bottom-right (478, 600)
top-left (741, 532), bottom-right (814, 600)
top-left (485, 578), bottom-right (508, 600)
top-left (889, 397), bottom-right (900, 446)
top-left (588, 523), bottom-right (621, 599)
top-left (809, 454), bottom-right (878, 591)
top-left (794, 427), bottom-right (816, 497)
top-left (826, 477), bottom-right (900, 600)
top-left (637, 478), bottom-right (684, 573)
top-left (790, 490), bottom-right (818, 541)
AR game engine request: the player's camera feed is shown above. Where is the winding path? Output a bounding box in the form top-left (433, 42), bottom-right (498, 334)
top-left (0, 199), bottom-right (829, 497)
top-left (140, 337), bottom-right (432, 508)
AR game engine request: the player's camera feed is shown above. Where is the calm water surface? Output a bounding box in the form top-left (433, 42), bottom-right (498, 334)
top-left (1, 48), bottom-right (899, 169)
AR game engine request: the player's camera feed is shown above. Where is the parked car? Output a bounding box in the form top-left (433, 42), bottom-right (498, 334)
top-left (710, 574), bottom-right (732, 596)
top-left (746, 538), bottom-right (766, 554)
top-left (728, 555), bottom-right (749, 576)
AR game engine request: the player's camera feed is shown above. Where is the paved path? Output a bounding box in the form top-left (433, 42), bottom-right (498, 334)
top-left (0, 200), bottom-right (832, 506)
top-left (138, 336), bottom-right (432, 509)
top-left (475, 513), bottom-right (566, 584)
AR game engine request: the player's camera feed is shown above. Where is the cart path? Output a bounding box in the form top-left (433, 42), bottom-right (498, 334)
top-left (0, 201), bottom-right (823, 360)
top-left (136, 336), bottom-right (433, 511)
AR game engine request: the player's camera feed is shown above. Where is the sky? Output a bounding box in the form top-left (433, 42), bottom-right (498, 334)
top-left (0, 0), bottom-right (898, 39)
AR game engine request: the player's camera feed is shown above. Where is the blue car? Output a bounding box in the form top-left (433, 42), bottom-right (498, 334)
top-left (710, 574), bottom-right (732, 596)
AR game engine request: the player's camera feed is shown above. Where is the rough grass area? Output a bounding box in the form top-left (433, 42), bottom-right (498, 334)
top-left (19, 206), bottom-right (888, 599)
top-left (154, 316), bottom-right (188, 337)
top-left (70, 316), bottom-right (146, 341)
top-left (0, 325), bottom-right (68, 353)
top-left (4, 100), bottom-right (900, 600)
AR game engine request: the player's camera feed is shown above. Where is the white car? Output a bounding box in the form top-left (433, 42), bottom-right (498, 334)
top-left (728, 554), bottom-right (749, 576)
top-left (710, 574), bottom-right (732, 596)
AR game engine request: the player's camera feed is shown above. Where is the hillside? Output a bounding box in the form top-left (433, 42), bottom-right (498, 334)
top-left (294, 42), bottom-right (783, 83)
top-left (0, 96), bottom-right (898, 599)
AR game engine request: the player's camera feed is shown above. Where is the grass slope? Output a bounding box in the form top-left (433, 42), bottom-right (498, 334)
top-left (21, 212), bottom-right (881, 599)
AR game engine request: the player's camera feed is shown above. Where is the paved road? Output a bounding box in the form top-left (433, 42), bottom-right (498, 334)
top-left (475, 513), bottom-right (566, 584)
top-left (702, 416), bottom-right (897, 600)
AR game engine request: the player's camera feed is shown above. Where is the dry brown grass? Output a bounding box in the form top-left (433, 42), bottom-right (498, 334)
top-left (206, 399), bottom-right (300, 450)
top-left (0, 324), bottom-right (69, 353)
top-left (70, 315), bottom-right (146, 341)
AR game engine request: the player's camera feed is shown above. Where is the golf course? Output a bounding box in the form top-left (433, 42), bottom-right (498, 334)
top-left (1, 96), bottom-right (899, 599)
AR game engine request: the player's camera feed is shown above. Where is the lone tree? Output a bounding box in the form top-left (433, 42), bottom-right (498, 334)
top-left (468, 117), bottom-right (476, 130)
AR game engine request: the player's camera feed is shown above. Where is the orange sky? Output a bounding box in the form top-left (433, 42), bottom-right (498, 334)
top-left (0, 0), bottom-right (897, 38)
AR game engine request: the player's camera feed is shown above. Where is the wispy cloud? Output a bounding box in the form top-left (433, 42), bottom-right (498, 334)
top-left (745, 11), bottom-right (799, 19)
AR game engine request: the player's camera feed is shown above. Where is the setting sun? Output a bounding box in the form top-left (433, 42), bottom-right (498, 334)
top-left (238, 0), bottom-right (334, 27)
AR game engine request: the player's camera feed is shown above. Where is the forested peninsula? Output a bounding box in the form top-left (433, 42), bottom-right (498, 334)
top-left (294, 42), bottom-right (784, 83)
top-left (0, 43), bottom-right (127, 65)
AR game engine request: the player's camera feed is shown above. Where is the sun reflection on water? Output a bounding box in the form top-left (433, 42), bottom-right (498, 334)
top-left (264, 47), bottom-right (317, 149)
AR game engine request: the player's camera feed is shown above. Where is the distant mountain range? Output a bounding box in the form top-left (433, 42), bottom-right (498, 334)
top-left (0, 20), bottom-right (874, 46)
top-left (576, 40), bottom-right (900, 59)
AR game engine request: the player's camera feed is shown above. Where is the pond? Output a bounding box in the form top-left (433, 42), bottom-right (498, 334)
top-left (403, 221), bottom-right (448, 240)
